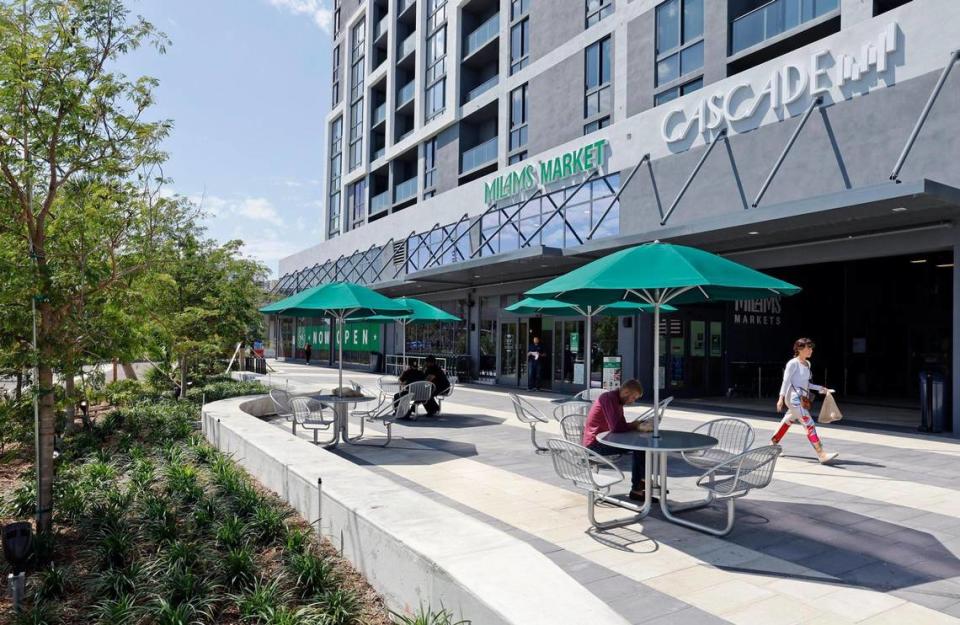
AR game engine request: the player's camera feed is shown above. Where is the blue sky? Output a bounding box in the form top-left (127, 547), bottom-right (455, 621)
top-left (118, 0), bottom-right (334, 276)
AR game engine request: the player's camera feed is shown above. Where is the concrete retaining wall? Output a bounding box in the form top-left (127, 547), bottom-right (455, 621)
top-left (201, 395), bottom-right (629, 625)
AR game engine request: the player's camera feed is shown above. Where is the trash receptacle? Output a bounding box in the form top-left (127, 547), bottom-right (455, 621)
top-left (919, 371), bottom-right (946, 433)
top-left (369, 351), bottom-right (383, 373)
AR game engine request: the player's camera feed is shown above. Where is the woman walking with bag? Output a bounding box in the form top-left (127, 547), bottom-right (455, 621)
top-left (771, 338), bottom-right (839, 464)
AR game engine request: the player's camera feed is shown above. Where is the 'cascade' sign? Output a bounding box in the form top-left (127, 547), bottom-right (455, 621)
top-left (484, 139), bottom-right (607, 204)
top-left (661, 22), bottom-right (900, 145)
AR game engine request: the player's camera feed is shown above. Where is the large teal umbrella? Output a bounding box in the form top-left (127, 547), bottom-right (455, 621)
top-left (259, 282), bottom-right (411, 390)
top-left (356, 297), bottom-right (461, 368)
top-left (526, 241), bottom-right (801, 436)
top-left (505, 297), bottom-right (675, 390)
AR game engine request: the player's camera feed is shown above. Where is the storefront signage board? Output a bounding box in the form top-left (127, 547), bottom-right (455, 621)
top-left (484, 139), bottom-right (608, 204)
top-left (296, 322), bottom-right (382, 353)
top-left (602, 356), bottom-right (622, 390)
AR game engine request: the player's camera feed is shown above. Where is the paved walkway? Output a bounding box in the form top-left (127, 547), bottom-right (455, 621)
top-left (261, 361), bottom-right (960, 625)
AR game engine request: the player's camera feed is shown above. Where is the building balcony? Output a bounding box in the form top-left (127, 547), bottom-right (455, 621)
top-left (464, 12), bottom-right (499, 59)
top-left (372, 102), bottom-right (387, 127)
top-left (465, 74), bottom-right (498, 103)
top-left (370, 189), bottom-right (390, 214)
top-left (397, 80), bottom-right (415, 109)
top-left (731, 0), bottom-right (839, 54)
top-left (371, 146), bottom-right (386, 161)
top-left (398, 0), bottom-right (415, 19)
top-left (374, 15), bottom-right (389, 41)
top-left (398, 32), bottom-right (417, 61)
top-left (461, 136), bottom-right (497, 173)
top-left (394, 176), bottom-right (417, 203)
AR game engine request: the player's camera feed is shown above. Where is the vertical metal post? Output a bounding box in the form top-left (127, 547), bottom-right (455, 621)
top-left (758, 365), bottom-right (762, 400)
top-left (653, 301), bottom-right (660, 438)
top-left (890, 50), bottom-right (960, 182)
top-left (584, 309), bottom-right (593, 392)
top-left (752, 97), bottom-right (822, 208)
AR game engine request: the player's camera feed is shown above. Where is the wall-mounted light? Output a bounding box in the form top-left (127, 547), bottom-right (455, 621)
top-left (748, 231), bottom-right (760, 235)
top-left (936, 263), bottom-right (954, 268)
top-left (892, 207), bottom-right (908, 212)
top-left (910, 259), bottom-right (927, 264)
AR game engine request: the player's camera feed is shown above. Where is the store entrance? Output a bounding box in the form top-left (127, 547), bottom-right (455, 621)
top-left (498, 317), bottom-right (551, 389)
top-left (659, 309), bottom-right (725, 398)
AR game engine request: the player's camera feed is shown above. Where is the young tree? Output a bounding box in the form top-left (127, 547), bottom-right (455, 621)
top-left (0, 0), bottom-right (170, 533)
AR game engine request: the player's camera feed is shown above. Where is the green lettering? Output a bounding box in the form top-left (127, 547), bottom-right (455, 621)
top-left (540, 160), bottom-right (554, 184)
top-left (582, 143), bottom-right (595, 169)
top-left (593, 139), bottom-right (607, 167)
top-left (562, 153), bottom-right (573, 178)
top-left (484, 181), bottom-right (495, 204)
top-left (522, 165), bottom-right (536, 188)
top-left (571, 148), bottom-right (585, 173)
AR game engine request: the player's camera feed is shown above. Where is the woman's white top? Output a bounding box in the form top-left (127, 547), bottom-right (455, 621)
top-left (779, 357), bottom-right (824, 398)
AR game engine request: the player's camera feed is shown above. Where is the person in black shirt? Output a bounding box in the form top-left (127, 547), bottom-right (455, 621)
top-left (304, 343), bottom-right (312, 365)
top-left (527, 336), bottom-right (544, 391)
top-left (395, 361), bottom-right (426, 419)
top-left (422, 355), bottom-right (449, 416)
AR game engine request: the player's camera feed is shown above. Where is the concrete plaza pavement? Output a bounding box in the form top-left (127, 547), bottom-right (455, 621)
top-left (259, 360), bottom-right (960, 624)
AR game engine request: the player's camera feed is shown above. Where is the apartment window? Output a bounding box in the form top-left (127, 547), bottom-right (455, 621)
top-left (583, 116), bottom-right (610, 135)
top-left (510, 18), bottom-right (530, 74)
top-left (654, 77), bottom-right (702, 106)
top-left (586, 0), bottom-right (613, 27)
top-left (349, 99), bottom-right (364, 169)
top-left (425, 27), bottom-right (447, 120)
top-left (350, 178), bottom-right (367, 228)
top-left (655, 0), bottom-right (703, 87)
top-left (584, 37), bottom-right (612, 125)
top-left (328, 117), bottom-right (343, 237)
top-left (350, 20), bottom-right (366, 101)
top-left (509, 84), bottom-right (528, 154)
top-left (511, 0), bottom-right (529, 20)
top-left (424, 138), bottom-right (438, 192)
top-left (332, 45), bottom-right (341, 105)
top-left (428, 0), bottom-right (447, 32)
top-left (508, 151), bottom-right (527, 164)
top-left (334, 0), bottom-right (342, 36)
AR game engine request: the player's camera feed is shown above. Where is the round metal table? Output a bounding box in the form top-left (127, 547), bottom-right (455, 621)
top-left (598, 429), bottom-right (718, 522)
top-left (309, 394), bottom-right (377, 448)
top-left (550, 396), bottom-right (593, 405)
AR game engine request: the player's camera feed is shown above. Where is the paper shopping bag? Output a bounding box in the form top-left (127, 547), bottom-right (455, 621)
top-left (818, 392), bottom-right (843, 424)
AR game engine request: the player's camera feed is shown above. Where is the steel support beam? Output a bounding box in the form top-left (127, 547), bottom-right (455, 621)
top-left (660, 130), bottom-right (727, 226)
top-left (752, 96), bottom-right (822, 208)
top-left (588, 155), bottom-right (648, 240)
top-left (519, 172), bottom-right (598, 247)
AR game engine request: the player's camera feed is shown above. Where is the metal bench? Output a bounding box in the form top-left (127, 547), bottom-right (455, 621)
top-left (290, 397), bottom-right (336, 445)
top-left (511, 393), bottom-right (550, 452)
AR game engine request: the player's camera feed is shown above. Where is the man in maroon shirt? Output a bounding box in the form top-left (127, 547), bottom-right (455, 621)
top-left (582, 379), bottom-right (653, 500)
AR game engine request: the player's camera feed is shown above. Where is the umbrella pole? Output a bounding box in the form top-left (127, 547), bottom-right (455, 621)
top-left (338, 314), bottom-right (344, 392)
top-left (402, 320), bottom-right (406, 371)
top-left (585, 309), bottom-right (592, 391)
top-left (653, 302), bottom-right (660, 438)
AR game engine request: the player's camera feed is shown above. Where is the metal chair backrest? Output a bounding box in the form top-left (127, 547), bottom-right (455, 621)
top-left (270, 389), bottom-right (293, 417)
top-left (289, 396), bottom-right (314, 421)
top-left (392, 393), bottom-right (413, 421)
top-left (559, 413), bottom-right (587, 445)
top-left (547, 439), bottom-right (623, 491)
top-left (439, 377), bottom-right (456, 397)
top-left (510, 394), bottom-right (548, 424)
top-left (695, 418), bottom-right (754, 456)
top-left (378, 376), bottom-right (401, 395)
top-left (573, 388), bottom-right (604, 402)
top-left (737, 445), bottom-right (781, 490)
top-left (553, 402), bottom-right (590, 423)
top-left (406, 380), bottom-right (435, 402)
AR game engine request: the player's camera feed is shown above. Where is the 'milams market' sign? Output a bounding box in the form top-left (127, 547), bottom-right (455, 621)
top-left (484, 139), bottom-right (608, 204)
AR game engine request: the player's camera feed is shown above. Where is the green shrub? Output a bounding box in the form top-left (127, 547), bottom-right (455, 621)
top-left (104, 379), bottom-right (144, 407)
top-left (317, 587), bottom-right (362, 625)
top-left (282, 528), bottom-right (310, 559)
top-left (221, 545), bottom-right (258, 590)
top-left (92, 563), bottom-right (144, 600)
top-left (287, 552), bottom-right (338, 599)
top-left (11, 599), bottom-right (58, 625)
top-left (391, 605), bottom-right (471, 625)
top-left (33, 564), bottom-right (70, 601)
top-left (186, 379), bottom-right (269, 404)
top-left (250, 503), bottom-right (289, 546)
top-left (215, 515), bottom-right (247, 550)
top-left (234, 576), bottom-right (290, 622)
top-left (92, 593), bottom-right (139, 625)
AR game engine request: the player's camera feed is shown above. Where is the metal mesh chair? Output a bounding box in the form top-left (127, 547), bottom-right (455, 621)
top-left (434, 376), bottom-right (457, 415)
top-left (511, 394), bottom-right (550, 452)
top-left (378, 376), bottom-right (401, 397)
top-left (553, 401), bottom-right (590, 423)
top-left (349, 393), bottom-right (411, 447)
top-left (290, 397), bottom-right (336, 445)
top-left (665, 445), bottom-right (782, 537)
top-left (270, 389), bottom-right (296, 433)
top-left (559, 413), bottom-right (587, 445)
top-left (634, 396), bottom-right (675, 424)
top-left (573, 388), bottom-right (605, 402)
top-left (405, 380), bottom-right (435, 420)
top-left (547, 439), bottom-right (642, 529)
top-left (681, 418), bottom-right (755, 471)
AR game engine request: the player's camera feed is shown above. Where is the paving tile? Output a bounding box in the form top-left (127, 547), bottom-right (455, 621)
top-left (763, 537), bottom-right (834, 561)
top-left (795, 550), bottom-right (880, 577)
top-left (636, 607), bottom-right (732, 625)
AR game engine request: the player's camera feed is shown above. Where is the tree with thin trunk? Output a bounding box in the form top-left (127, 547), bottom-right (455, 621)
top-left (0, 0), bottom-right (169, 533)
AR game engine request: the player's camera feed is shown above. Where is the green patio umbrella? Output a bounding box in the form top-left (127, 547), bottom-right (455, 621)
top-left (357, 297), bottom-right (461, 369)
top-left (259, 282), bottom-right (411, 391)
top-left (526, 241), bottom-right (801, 436)
top-left (504, 297), bottom-right (675, 391)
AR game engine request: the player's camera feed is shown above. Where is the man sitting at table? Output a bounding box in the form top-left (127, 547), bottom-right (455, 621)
top-left (422, 355), bottom-right (449, 417)
top-left (582, 380), bottom-right (653, 501)
top-left (395, 361), bottom-right (427, 419)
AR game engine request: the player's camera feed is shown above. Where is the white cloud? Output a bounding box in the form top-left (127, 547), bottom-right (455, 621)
top-left (235, 197), bottom-right (283, 225)
top-left (267, 0), bottom-right (333, 32)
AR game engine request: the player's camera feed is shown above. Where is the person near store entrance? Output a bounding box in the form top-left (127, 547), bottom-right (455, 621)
top-left (582, 380), bottom-right (654, 501)
top-left (395, 361), bottom-right (427, 419)
top-left (772, 338), bottom-right (839, 464)
top-left (527, 335), bottom-right (545, 390)
top-left (422, 355), bottom-right (449, 416)
top-left (304, 343), bottom-right (312, 365)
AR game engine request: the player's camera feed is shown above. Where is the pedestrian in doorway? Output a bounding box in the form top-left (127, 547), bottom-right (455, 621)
top-left (771, 338), bottom-right (839, 464)
top-left (527, 335), bottom-right (544, 391)
top-left (304, 343), bottom-right (312, 365)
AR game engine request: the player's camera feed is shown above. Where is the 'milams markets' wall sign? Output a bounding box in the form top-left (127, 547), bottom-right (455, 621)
top-left (484, 139), bottom-right (608, 204)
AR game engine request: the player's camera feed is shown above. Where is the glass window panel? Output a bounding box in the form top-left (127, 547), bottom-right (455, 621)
top-left (656, 0), bottom-right (680, 54)
top-left (500, 225), bottom-right (519, 252)
top-left (598, 85), bottom-right (612, 114)
top-left (681, 77), bottom-right (702, 95)
top-left (680, 40), bottom-right (703, 75)
top-left (585, 41), bottom-right (600, 88)
top-left (600, 37), bottom-right (612, 83)
top-left (567, 205), bottom-right (590, 244)
top-left (656, 53), bottom-right (679, 86)
top-left (682, 0), bottom-right (703, 42)
top-left (542, 216), bottom-right (563, 248)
